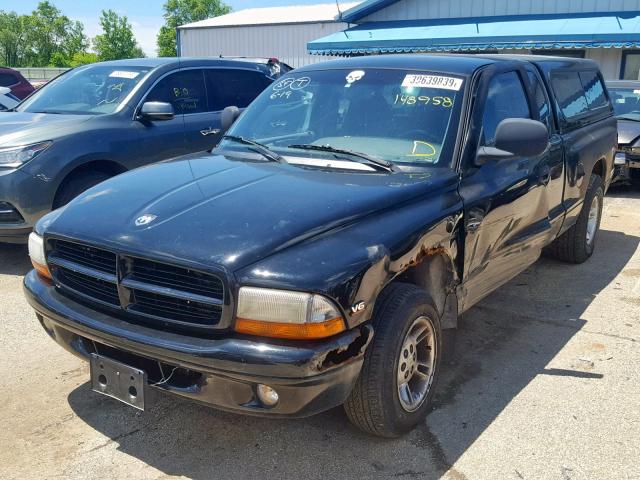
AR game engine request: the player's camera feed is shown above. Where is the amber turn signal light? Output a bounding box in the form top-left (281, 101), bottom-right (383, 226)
top-left (31, 260), bottom-right (52, 280)
top-left (28, 232), bottom-right (52, 280)
top-left (235, 317), bottom-right (345, 340)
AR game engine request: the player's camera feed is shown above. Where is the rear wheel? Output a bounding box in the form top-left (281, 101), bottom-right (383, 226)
top-left (545, 174), bottom-right (603, 264)
top-left (344, 283), bottom-right (442, 437)
top-left (53, 171), bottom-right (112, 209)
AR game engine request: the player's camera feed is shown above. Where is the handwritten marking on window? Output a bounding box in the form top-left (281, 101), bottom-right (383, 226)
top-left (394, 94), bottom-right (453, 108)
top-left (408, 141), bottom-right (437, 158)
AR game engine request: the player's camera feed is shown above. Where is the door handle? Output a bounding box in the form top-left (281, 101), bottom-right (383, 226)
top-left (467, 220), bottom-right (482, 233)
top-left (200, 128), bottom-right (221, 136)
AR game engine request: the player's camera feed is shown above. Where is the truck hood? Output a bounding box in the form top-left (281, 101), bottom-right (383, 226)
top-left (616, 118), bottom-right (640, 145)
top-left (46, 153), bottom-right (455, 271)
top-left (0, 112), bottom-right (93, 147)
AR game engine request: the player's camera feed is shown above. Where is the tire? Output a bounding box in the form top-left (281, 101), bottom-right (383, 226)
top-left (53, 171), bottom-right (112, 209)
top-left (344, 283), bottom-right (442, 437)
top-left (545, 174), bottom-right (603, 264)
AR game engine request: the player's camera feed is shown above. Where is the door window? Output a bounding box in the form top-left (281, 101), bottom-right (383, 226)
top-left (526, 69), bottom-right (554, 132)
top-left (146, 70), bottom-right (207, 114)
top-left (482, 71), bottom-right (531, 146)
top-left (206, 69), bottom-right (272, 111)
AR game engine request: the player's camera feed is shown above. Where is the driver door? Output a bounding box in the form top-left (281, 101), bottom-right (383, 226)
top-left (134, 69), bottom-right (190, 166)
top-left (458, 66), bottom-right (552, 311)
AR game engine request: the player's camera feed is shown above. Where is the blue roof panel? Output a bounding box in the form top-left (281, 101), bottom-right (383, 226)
top-left (340, 0), bottom-right (400, 23)
top-left (309, 12), bottom-right (640, 55)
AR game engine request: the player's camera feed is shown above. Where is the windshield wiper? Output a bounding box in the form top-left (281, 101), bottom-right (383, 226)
top-left (223, 135), bottom-right (285, 163)
top-left (287, 144), bottom-right (396, 172)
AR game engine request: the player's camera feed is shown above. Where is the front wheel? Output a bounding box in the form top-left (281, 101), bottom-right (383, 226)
top-left (545, 174), bottom-right (604, 264)
top-left (344, 283), bottom-right (442, 437)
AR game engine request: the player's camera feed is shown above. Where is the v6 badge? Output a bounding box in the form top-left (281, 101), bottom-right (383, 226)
top-left (351, 301), bottom-right (366, 314)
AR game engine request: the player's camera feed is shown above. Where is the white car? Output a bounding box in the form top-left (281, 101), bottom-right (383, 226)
top-left (0, 87), bottom-right (19, 111)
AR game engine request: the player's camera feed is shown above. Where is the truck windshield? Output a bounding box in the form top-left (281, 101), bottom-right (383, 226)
top-left (225, 68), bottom-right (465, 167)
top-left (609, 86), bottom-right (640, 120)
top-left (17, 65), bottom-right (150, 115)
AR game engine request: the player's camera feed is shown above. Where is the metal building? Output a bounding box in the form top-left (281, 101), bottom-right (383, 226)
top-left (177, 3), bottom-right (359, 68)
top-left (308, 0), bottom-right (640, 79)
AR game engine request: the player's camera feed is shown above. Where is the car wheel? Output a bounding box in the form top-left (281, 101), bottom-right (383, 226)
top-left (53, 171), bottom-right (112, 209)
top-left (344, 282), bottom-right (442, 437)
top-left (545, 174), bottom-right (603, 264)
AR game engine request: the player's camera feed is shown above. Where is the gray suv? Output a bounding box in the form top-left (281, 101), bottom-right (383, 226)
top-left (0, 57), bottom-right (289, 243)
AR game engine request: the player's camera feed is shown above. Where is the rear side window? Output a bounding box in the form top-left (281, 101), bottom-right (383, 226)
top-left (0, 73), bottom-right (18, 87)
top-left (206, 69), bottom-right (272, 111)
top-left (579, 70), bottom-right (608, 109)
top-left (482, 71), bottom-right (531, 146)
top-left (551, 71), bottom-right (589, 119)
top-left (146, 70), bottom-right (207, 114)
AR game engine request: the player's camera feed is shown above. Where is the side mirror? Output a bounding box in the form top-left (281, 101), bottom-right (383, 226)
top-left (138, 101), bottom-right (174, 121)
top-left (221, 105), bottom-right (241, 133)
top-left (476, 118), bottom-right (548, 165)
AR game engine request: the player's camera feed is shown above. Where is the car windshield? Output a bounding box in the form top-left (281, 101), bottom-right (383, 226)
top-left (17, 65), bottom-right (150, 115)
top-left (223, 68), bottom-right (465, 168)
top-left (609, 86), bottom-right (640, 119)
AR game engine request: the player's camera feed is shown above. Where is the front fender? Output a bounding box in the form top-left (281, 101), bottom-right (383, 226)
top-left (235, 184), bottom-right (463, 329)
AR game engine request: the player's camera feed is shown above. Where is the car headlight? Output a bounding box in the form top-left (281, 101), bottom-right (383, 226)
top-left (614, 151), bottom-right (627, 166)
top-left (0, 141), bottom-right (52, 168)
top-left (28, 232), bottom-right (52, 280)
top-left (235, 287), bottom-right (346, 339)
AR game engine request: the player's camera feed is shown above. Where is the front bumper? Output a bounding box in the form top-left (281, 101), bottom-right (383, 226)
top-left (24, 270), bottom-right (371, 417)
top-left (612, 151), bottom-right (640, 184)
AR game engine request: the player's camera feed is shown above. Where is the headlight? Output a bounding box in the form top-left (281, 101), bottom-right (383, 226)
top-left (614, 151), bottom-right (627, 166)
top-left (0, 141), bottom-right (52, 168)
top-left (235, 287), bottom-right (345, 339)
top-left (28, 232), bottom-right (52, 280)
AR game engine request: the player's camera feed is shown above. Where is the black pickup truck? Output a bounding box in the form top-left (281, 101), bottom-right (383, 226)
top-left (24, 54), bottom-right (615, 437)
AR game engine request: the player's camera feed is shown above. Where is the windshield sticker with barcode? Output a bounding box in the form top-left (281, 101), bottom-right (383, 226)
top-left (402, 75), bottom-right (463, 91)
top-left (109, 71), bottom-right (140, 79)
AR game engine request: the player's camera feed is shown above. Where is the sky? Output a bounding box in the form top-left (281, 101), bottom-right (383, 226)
top-left (0, 0), bottom-right (331, 56)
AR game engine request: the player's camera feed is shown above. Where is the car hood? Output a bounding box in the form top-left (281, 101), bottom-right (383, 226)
top-left (46, 153), bottom-right (456, 271)
top-left (0, 112), bottom-right (93, 147)
top-left (616, 118), bottom-right (640, 145)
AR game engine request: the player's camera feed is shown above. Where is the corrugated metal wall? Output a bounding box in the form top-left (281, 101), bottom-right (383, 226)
top-left (179, 22), bottom-right (349, 68)
top-left (361, 0), bottom-right (640, 21)
top-left (355, 0), bottom-right (635, 79)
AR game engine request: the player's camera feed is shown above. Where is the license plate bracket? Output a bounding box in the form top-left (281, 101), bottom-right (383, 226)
top-left (90, 353), bottom-right (146, 410)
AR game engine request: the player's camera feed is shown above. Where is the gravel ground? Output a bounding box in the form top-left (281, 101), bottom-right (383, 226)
top-left (0, 188), bottom-right (638, 480)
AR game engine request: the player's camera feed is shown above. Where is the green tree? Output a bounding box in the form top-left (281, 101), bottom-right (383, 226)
top-left (68, 51), bottom-right (100, 67)
top-left (157, 0), bottom-right (231, 57)
top-left (0, 11), bottom-right (28, 67)
top-left (23, 1), bottom-right (88, 67)
top-left (0, 2), bottom-right (88, 67)
top-left (93, 10), bottom-right (145, 62)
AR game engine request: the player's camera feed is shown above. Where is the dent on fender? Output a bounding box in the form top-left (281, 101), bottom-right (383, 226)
top-left (344, 211), bottom-right (463, 329)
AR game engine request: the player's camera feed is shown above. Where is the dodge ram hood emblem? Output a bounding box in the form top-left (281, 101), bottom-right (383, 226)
top-left (135, 214), bottom-right (157, 226)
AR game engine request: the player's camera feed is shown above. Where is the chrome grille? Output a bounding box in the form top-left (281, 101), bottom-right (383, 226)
top-left (49, 239), bottom-right (117, 275)
top-left (46, 239), bottom-right (225, 332)
top-left (56, 267), bottom-right (120, 306)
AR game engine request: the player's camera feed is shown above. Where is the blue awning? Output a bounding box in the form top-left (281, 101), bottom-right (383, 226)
top-left (308, 12), bottom-right (640, 55)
